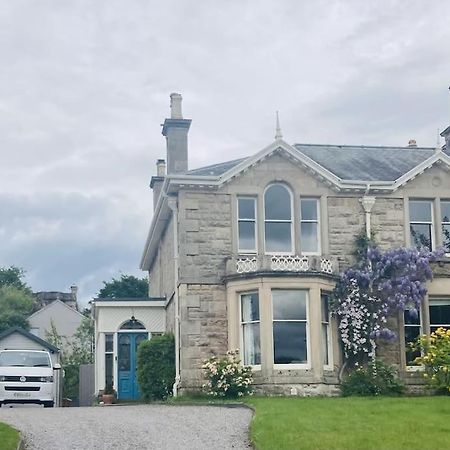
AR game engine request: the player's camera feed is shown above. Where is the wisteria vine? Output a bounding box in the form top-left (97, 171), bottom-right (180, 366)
top-left (332, 245), bottom-right (443, 363)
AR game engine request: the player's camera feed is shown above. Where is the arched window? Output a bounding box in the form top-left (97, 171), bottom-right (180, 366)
top-left (119, 317), bottom-right (146, 330)
top-left (264, 184), bottom-right (293, 253)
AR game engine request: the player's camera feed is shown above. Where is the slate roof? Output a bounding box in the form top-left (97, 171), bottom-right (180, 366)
top-left (294, 144), bottom-right (436, 181)
top-left (184, 143), bottom-right (437, 182)
top-left (186, 157), bottom-right (248, 176)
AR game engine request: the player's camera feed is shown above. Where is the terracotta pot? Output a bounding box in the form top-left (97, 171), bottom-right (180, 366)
top-left (102, 394), bottom-right (114, 405)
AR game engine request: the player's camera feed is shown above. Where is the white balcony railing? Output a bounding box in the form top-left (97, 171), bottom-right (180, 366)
top-left (227, 254), bottom-right (338, 276)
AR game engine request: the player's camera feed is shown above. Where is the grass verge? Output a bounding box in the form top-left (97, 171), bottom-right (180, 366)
top-left (244, 396), bottom-right (450, 450)
top-left (0, 422), bottom-right (20, 450)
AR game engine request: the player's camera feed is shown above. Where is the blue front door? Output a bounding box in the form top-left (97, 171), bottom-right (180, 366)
top-left (118, 333), bottom-right (148, 400)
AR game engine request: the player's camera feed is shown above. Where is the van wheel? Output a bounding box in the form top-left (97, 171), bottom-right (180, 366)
top-left (43, 401), bottom-right (54, 408)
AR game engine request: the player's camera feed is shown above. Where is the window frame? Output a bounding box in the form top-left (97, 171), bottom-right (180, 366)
top-left (300, 197), bottom-right (321, 255)
top-left (263, 183), bottom-right (294, 255)
top-left (104, 333), bottom-right (114, 389)
top-left (237, 196), bottom-right (258, 254)
top-left (440, 200), bottom-right (450, 256)
top-left (429, 297), bottom-right (450, 333)
top-left (271, 289), bottom-right (310, 370)
top-left (239, 291), bottom-right (261, 370)
top-left (321, 291), bottom-right (333, 370)
top-left (409, 199), bottom-right (435, 251)
top-left (403, 308), bottom-right (423, 371)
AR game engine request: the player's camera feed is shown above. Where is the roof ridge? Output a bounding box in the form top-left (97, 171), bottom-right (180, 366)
top-left (294, 143), bottom-right (435, 150)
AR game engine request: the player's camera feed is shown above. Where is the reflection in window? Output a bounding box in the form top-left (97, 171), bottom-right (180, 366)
top-left (238, 198), bottom-right (257, 253)
top-left (301, 198), bottom-right (319, 253)
top-left (404, 310), bottom-right (421, 366)
top-left (409, 200), bottom-right (433, 251)
top-left (240, 293), bottom-right (261, 365)
top-left (264, 184), bottom-right (292, 253)
top-left (118, 334), bottom-right (131, 371)
top-left (272, 290), bottom-right (308, 365)
top-left (429, 299), bottom-right (450, 334)
top-left (441, 201), bottom-right (450, 253)
top-left (321, 292), bottom-right (332, 367)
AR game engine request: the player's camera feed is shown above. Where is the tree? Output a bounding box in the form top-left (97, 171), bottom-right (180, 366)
top-left (0, 266), bottom-right (32, 293)
top-left (0, 285), bottom-right (36, 333)
top-left (97, 274), bottom-right (149, 298)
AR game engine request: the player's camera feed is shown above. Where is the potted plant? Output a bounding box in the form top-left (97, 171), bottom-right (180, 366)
top-left (102, 385), bottom-right (116, 405)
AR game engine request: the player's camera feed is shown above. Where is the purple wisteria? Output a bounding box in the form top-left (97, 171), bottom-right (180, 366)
top-left (333, 245), bottom-right (443, 362)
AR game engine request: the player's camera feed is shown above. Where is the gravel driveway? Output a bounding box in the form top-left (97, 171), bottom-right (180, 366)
top-left (0, 404), bottom-right (253, 449)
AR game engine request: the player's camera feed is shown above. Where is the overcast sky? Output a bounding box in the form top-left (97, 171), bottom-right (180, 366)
top-left (1, 0), bottom-right (449, 307)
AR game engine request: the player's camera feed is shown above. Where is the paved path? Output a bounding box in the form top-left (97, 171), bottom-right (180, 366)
top-left (0, 404), bottom-right (253, 449)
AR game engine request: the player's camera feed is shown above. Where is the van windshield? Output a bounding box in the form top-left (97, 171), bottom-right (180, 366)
top-left (0, 351), bottom-right (51, 368)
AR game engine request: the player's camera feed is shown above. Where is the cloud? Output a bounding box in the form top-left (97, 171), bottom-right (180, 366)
top-left (0, 0), bottom-right (449, 306)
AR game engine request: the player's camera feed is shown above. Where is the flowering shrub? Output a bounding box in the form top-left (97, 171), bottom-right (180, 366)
top-left (332, 244), bottom-right (442, 363)
top-left (202, 350), bottom-right (253, 398)
top-left (415, 327), bottom-right (450, 393)
top-left (340, 360), bottom-right (404, 396)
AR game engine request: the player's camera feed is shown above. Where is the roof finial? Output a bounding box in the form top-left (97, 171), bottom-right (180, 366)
top-left (275, 111), bottom-right (283, 140)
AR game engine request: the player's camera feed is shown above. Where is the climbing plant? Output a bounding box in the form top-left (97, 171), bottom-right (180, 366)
top-left (332, 234), bottom-right (443, 365)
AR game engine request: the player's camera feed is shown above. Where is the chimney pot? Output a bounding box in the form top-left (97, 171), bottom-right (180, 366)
top-left (408, 139), bottom-right (417, 148)
top-left (170, 93), bottom-right (183, 119)
top-left (156, 159), bottom-right (166, 176)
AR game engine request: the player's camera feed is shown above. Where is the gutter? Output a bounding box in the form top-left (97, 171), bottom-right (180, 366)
top-left (167, 197), bottom-right (181, 397)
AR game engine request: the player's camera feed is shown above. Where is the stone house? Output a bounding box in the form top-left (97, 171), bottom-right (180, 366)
top-left (140, 93), bottom-right (450, 395)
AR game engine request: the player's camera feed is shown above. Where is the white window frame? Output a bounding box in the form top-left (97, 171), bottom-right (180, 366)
top-left (271, 289), bottom-right (310, 370)
top-left (403, 309), bottom-right (423, 371)
top-left (237, 197), bottom-right (257, 254)
top-left (321, 292), bottom-right (333, 370)
top-left (300, 197), bottom-right (321, 255)
top-left (429, 298), bottom-right (450, 333)
top-left (440, 200), bottom-right (450, 256)
top-left (104, 333), bottom-right (114, 388)
top-left (263, 183), bottom-right (294, 255)
top-left (409, 199), bottom-right (434, 251)
top-left (239, 292), bottom-right (261, 370)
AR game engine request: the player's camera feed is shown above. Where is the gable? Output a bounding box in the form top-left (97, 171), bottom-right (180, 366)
top-left (220, 151), bottom-right (336, 196)
top-left (28, 300), bottom-right (84, 339)
top-left (396, 163), bottom-right (450, 196)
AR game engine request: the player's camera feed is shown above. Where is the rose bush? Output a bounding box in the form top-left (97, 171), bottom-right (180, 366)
top-left (202, 350), bottom-right (253, 398)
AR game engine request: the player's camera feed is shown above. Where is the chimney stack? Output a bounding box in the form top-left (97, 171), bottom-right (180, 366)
top-left (162, 93), bottom-right (191, 174)
top-left (150, 159), bottom-right (166, 211)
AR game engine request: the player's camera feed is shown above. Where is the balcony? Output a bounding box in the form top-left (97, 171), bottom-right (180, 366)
top-left (225, 254), bottom-right (340, 278)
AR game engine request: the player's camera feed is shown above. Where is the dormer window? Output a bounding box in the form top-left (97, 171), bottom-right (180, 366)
top-left (264, 184), bottom-right (293, 253)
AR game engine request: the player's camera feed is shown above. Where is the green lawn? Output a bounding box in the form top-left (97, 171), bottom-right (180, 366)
top-left (245, 396), bottom-right (450, 450)
top-left (0, 423), bottom-right (20, 450)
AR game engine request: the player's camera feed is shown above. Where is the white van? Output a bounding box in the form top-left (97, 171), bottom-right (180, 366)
top-left (0, 349), bottom-right (61, 407)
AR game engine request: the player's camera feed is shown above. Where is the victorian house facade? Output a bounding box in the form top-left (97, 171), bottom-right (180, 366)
top-left (140, 94), bottom-right (450, 395)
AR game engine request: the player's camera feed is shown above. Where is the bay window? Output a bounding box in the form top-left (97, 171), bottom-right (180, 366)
top-left (321, 292), bottom-right (332, 367)
top-left (264, 184), bottom-right (293, 253)
top-left (272, 290), bottom-right (308, 366)
top-left (240, 292), bottom-right (261, 365)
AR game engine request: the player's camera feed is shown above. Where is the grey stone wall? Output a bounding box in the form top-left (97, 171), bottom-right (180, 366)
top-left (178, 191), bottom-right (232, 283)
top-left (148, 216), bottom-right (175, 299)
top-left (327, 196), bottom-right (365, 268)
top-left (178, 283), bottom-right (228, 391)
top-left (371, 198), bottom-right (405, 249)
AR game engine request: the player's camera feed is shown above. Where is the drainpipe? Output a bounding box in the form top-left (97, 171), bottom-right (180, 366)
top-left (360, 184), bottom-right (376, 238)
top-left (167, 197), bottom-right (180, 397)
